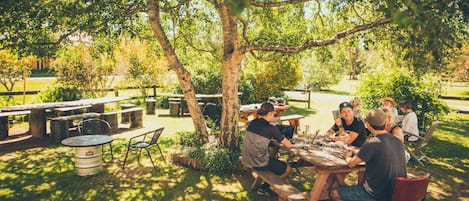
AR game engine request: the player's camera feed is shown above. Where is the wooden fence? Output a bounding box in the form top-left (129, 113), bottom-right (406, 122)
top-left (282, 88), bottom-right (311, 109)
top-left (0, 85), bottom-right (159, 100)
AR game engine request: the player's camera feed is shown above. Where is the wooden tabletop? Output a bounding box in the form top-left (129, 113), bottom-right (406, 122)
top-left (0, 96), bottom-right (130, 112)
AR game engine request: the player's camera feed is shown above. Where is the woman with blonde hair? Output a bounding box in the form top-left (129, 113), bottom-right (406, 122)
top-left (381, 107), bottom-right (404, 142)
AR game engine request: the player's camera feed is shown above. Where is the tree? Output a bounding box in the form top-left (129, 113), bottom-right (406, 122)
top-left (447, 41), bottom-right (469, 82)
top-left (1, 0), bottom-right (467, 148)
top-left (114, 39), bottom-right (168, 100)
top-left (52, 43), bottom-right (115, 98)
top-left (0, 50), bottom-right (33, 102)
top-left (301, 47), bottom-right (345, 90)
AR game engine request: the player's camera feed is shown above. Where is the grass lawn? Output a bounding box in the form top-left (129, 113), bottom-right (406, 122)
top-left (1, 105), bottom-right (468, 201)
top-left (0, 77), bottom-right (468, 200)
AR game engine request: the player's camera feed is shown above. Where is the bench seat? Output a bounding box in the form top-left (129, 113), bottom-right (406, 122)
top-left (49, 112), bottom-right (101, 121)
top-left (101, 107), bottom-right (144, 130)
top-left (0, 110), bottom-right (31, 139)
top-left (49, 112), bottom-right (102, 143)
top-left (279, 114), bottom-right (304, 132)
top-left (252, 170), bottom-right (309, 201)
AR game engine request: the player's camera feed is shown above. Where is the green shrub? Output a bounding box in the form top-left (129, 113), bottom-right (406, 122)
top-left (39, 85), bottom-right (85, 102)
top-left (357, 67), bottom-right (449, 129)
top-left (185, 146), bottom-right (241, 173)
top-left (186, 147), bottom-right (205, 161)
top-left (155, 96), bottom-right (169, 109)
top-left (178, 131), bottom-right (200, 147)
top-left (203, 148), bottom-right (235, 172)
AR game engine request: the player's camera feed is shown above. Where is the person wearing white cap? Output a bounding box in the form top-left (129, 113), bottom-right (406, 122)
top-left (329, 109), bottom-right (407, 201)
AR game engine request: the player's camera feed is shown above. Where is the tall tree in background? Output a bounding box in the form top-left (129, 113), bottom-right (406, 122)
top-left (1, 0), bottom-right (467, 147)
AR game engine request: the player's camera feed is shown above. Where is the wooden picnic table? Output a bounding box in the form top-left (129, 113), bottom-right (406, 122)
top-left (239, 103), bottom-right (290, 120)
top-left (0, 96), bottom-right (130, 139)
top-left (156, 93), bottom-right (231, 116)
top-left (287, 143), bottom-right (365, 201)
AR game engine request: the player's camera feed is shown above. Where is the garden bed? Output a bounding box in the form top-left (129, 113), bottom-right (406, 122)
top-left (171, 153), bottom-right (203, 170)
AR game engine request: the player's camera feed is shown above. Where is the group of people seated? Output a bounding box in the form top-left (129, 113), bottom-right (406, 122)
top-left (241, 96), bottom-right (419, 201)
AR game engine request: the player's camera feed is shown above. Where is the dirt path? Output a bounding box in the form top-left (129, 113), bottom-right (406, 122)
top-left (301, 93), bottom-right (351, 132)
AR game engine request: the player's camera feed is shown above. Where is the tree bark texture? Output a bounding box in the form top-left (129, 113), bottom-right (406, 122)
top-left (215, 1), bottom-right (244, 147)
top-left (147, 0), bottom-right (209, 141)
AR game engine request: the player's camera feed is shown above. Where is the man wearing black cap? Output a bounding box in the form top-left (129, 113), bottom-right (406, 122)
top-left (330, 109), bottom-right (407, 201)
top-left (327, 101), bottom-right (367, 147)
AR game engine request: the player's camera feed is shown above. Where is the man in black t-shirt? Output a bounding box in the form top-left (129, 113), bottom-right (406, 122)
top-left (327, 102), bottom-right (367, 147)
top-left (330, 109), bottom-right (407, 201)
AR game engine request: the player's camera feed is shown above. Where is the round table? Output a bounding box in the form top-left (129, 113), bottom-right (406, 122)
top-left (62, 135), bottom-right (113, 176)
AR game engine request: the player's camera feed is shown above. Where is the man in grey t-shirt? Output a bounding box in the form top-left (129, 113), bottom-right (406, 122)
top-left (330, 109), bottom-right (407, 201)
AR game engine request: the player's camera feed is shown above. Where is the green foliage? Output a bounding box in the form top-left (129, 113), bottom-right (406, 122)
top-left (0, 0), bottom-right (146, 56)
top-left (301, 47), bottom-right (344, 90)
top-left (186, 147), bottom-right (205, 161)
top-left (203, 147), bottom-right (236, 172)
top-left (380, 0), bottom-right (469, 75)
top-left (39, 85), bottom-right (85, 102)
top-left (0, 50), bottom-right (33, 94)
top-left (228, 0), bottom-right (249, 16)
top-left (178, 131), bottom-right (200, 147)
top-left (191, 68), bottom-right (222, 94)
top-left (52, 43), bottom-right (115, 98)
top-left (185, 145), bottom-right (240, 173)
top-left (357, 68), bottom-right (449, 129)
top-left (240, 54), bottom-right (302, 103)
top-left (114, 39), bottom-right (168, 100)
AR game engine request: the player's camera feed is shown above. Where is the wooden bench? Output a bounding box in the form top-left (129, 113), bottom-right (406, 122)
top-left (251, 170), bottom-right (309, 201)
top-left (145, 99), bottom-right (156, 115)
top-left (0, 110), bottom-right (31, 139)
top-left (280, 114), bottom-right (305, 133)
top-left (49, 112), bottom-right (101, 143)
top-left (101, 107), bottom-right (144, 131)
top-left (120, 103), bottom-right (136, 123)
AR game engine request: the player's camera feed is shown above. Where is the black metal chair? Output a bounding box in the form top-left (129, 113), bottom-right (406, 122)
top-left (122, 127), bottom-right (166, 170)
top-left (77, 118), bottom-right (113, 161)
top-left (202, 103), bottom-right (222, 128)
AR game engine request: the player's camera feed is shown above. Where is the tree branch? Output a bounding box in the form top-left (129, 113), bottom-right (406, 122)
top-left (251, 0), bottom-right (310, 7)
top-left (237, 17), bottom-right (250, 44)
top-left (242, 18), bottom-right (392, 53)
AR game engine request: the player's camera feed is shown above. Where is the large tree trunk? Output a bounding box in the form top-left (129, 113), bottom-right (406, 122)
top-left (215, 1), bottom-right (244, 148)
top-left (220, 52), bottom-right (243, 147)
top-left (147, 0), bottom-right (209, 142)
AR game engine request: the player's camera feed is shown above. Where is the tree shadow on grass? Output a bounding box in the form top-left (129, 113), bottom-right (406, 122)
top-left (406, 115), bottom-right (469, 200)
top-left (0, 139), bottom-right (268, 201)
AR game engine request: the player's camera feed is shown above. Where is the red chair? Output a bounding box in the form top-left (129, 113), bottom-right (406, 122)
top-left (391, 173), bottom-right (430, 201)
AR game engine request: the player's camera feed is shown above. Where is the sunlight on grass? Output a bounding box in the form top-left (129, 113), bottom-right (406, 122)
top-left (0, 188), bottom-right (14, 197)
top-left (431, 159), bottom-right (465, 173)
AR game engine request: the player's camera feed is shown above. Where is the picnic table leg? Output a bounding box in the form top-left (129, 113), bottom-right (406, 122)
top-left (130, 110), bottom-right (143, 128)
top-left (309, 171), bottom-right (332, 201)
top-left (90, 104), bottom-right (105, 113)
top-left (0, 116), bottom-right (8, 139)
top-left (30, 108), bottom-right (46, 138)
top-left (288, 119), bottom-right (300, 134)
